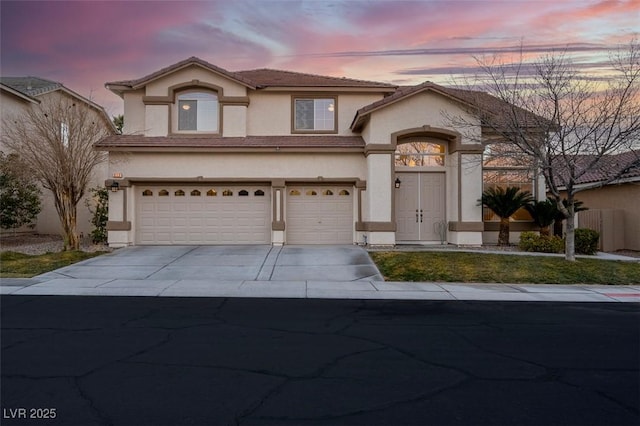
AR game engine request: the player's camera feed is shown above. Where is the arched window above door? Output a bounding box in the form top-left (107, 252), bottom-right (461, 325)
top-left (395, 142), bottom-right (445, 167)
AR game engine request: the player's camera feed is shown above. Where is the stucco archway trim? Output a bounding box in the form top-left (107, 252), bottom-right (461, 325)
top-left (391, 125), bottom-right (483, 154)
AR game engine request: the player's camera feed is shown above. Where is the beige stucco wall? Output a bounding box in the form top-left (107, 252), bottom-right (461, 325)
top-left (223, 105), bottom-right (247, 137)
top-left (123, 90), bottom-right (145, 135)
top-left (573, 183), bottom-right (640, 251)
top-left (109, 151), bottom-right (366, 180)
top-left (364, 91), bottom-right (481, 144)
top-left (145, 66), bottom-right (248, 97)
top-left (246, 91), bottom-right (383, 136)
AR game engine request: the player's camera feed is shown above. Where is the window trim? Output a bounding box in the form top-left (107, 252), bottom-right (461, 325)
top-left (171, 89), bottom-right (221, 135)
top-left (291, 95), bottom-right (338, 134)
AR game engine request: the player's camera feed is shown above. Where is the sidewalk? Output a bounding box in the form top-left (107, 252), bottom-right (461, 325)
top-left (2, 277), bottom-right (639, 302)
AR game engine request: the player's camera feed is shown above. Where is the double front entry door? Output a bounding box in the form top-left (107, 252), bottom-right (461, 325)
top-left (395, 172), bottom-right (446, 241)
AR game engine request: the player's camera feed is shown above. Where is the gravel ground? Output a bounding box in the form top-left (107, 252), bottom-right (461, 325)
top-left (0, 233), bottom-right (112, 255)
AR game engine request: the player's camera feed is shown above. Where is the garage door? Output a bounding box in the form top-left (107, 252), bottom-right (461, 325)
top-left (286, 186), bottom-right (354, 244)
top-left (136, 185), bottom-right (271, 244)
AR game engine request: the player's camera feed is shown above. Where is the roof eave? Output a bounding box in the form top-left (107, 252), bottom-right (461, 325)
top-left (0, 84), bottom-right (40, 104)
top-left (130, 62), bottom-right (256, 91)
top-left (94, 145), bottom-right (364, 153)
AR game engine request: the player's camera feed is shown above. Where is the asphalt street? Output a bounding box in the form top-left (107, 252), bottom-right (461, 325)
top-left (1, 296), bottom-right (639, 426)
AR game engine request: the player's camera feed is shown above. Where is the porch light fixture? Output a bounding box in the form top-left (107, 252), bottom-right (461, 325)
top-left (110, 181), bottom-right (120, 193)
top-left (395, 177), bottom-right (401, 189)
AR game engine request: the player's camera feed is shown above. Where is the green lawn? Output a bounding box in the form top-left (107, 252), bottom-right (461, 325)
top-left (370, 251), bottom-right (640, 285)
top-left (0, 251), bottom-right (106, 278)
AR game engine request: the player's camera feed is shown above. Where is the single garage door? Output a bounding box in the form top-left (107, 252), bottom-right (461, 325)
top-left (136, 185), bottom-right (271, 244)
top-left (286, 186), bottom-right (354, 244)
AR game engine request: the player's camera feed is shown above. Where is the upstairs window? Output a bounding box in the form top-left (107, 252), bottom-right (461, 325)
top-left (293, 98), bottom-right (336, 132)
top-left (177, 92), bottom-right (218, 132)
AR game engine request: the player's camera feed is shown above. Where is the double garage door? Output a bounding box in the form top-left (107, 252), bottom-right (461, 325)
top-left (136, 185), bottom-right (354, 245)
top-left (136, 185), bottom-right (271, 244)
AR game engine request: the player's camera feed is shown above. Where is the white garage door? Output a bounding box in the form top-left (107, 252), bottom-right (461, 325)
top-left (286, 186), bottom-right (354, 244)
top-left (136, 185), bottom-right (271, 244)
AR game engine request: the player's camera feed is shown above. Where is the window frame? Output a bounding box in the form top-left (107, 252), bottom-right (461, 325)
top-left (394, 140), bottom-right (446, 169)
top-left (291, 96), bottom-right (338, 134)
top-left (173, 89), bottom-right (221, 135)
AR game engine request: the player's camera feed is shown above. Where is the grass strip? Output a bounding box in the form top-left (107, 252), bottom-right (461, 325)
top-left (1, 251), bottom-right (106, 278)
top-left (370, 251), bottom-right (640, 285)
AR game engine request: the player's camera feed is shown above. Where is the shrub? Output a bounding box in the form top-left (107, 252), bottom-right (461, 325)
top-left (575, 228), bottom-right (599, 255)
top-left (519, 231), bottom-right (564, 253)
top-left (0, 152), bottom-right (42, 230)
top-left (85, 187), bottom-right (108, 244)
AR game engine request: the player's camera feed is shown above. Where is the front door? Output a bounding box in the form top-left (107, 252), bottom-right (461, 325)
top-left (395, 173), bottom-right (446, 241)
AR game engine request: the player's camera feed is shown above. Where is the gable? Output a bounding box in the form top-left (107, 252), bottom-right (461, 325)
top-left (362, 90), bottom-right (480, 142)
top-left (143, 64), bottom-right (250, 98)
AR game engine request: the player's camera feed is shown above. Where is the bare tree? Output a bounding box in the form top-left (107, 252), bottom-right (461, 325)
top-left (1, 95), bottom-right (112, 250)
top-left (448, 38), bottom-right (640, 261)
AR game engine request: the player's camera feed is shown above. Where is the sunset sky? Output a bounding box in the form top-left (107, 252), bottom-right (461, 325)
top-left (1, 0), bottom-right (638, 116)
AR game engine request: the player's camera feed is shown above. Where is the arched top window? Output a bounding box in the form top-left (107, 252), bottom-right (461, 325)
top-left (175, 189), bottom-right (185, 196)
top-left (254, 190), bottom-right (265, 196)
top-left (207, 189), bottom-right (217, 196)
top-left (339, 190), bottom-right (350, 196)
top-left (305, 190), bottom-right (318, 196)
top-left (239, 190), bottom-right (249, 196)
top-left (222, 189), bottom-right (233, 196)
top-left (323, 189), bottom-right (334, 196)
top-left (177, 91), bottom-right (218, 133)
top-left (159, 189), bottom-right (169, 197)
top-left (142, 189), bottom-right (153, 196)
top-left (190, 189), bottom-right (201, 196)
top-left (395, 142), bottom-right (445, 167)
top-left (289, 190), bottom-right (301, 196)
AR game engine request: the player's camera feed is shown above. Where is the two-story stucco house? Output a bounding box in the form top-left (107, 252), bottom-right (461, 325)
top-left (97, 57), bottom-right (543, 247)
top-left (1, 77), bottom-right (115, 236)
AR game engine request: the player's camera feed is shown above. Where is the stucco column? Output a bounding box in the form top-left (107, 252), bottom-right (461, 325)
top-left (447, 152), bottom-right (484, 245)
top-left (360, 152), bottom-right (396, 245)
top-left (105, 180), bottom-right (133, 247)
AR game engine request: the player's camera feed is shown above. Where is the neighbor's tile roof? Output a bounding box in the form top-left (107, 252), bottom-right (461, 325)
top-left (553, 150), bottom-right (640, 185)
top-left (0, 76), bottom-right (62, 97)
top-left (95, 135), bottom-right (365, 150)
top-left (106, 57), bottom-right (396, 91)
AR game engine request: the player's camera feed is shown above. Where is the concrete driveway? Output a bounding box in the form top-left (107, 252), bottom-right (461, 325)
top-left (41, 245), bottom-right (383, 281)
top-left (2, 245), bottom-right (384, 298)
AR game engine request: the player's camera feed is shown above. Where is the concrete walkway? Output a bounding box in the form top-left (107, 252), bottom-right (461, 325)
top-left (1, 245), bottom-right (639, 302)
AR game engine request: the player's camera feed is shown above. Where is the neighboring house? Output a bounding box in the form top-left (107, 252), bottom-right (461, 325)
top-left (0, 76), bottom-right (115, 236)
top-left (556, 150), bottom-right (640, 251)
top-left (97, 57), bottom-right (545, 247)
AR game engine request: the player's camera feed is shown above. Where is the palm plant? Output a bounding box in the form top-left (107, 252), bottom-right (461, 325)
top-left (553, 199), bottom-right (588, 237)
top-left (525, 199), bottom-right (557, 236)
top-left (480, 186), bottom-right (534, 246)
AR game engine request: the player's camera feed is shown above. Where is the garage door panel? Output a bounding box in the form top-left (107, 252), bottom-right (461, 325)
top-left (136, 185), bottom-right (270, 245)
top-left (286, 186), bottom-right (353, 244)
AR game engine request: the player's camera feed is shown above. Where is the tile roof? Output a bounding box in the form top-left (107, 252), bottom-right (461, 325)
top-left (95, 135), bottom-right (365, 150)
top-left (235, 68), bottom-right (396, 89)
top-left (106, 57), bottom-right (257, 90)
top-left (553, 150), bottom-right (640, 186)
top-left (105, 57), bottom-right (396, 92)
top-left (0, 76), bottom-right (62, 97)
top-left (351, 81), bottom-right (545, 130)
